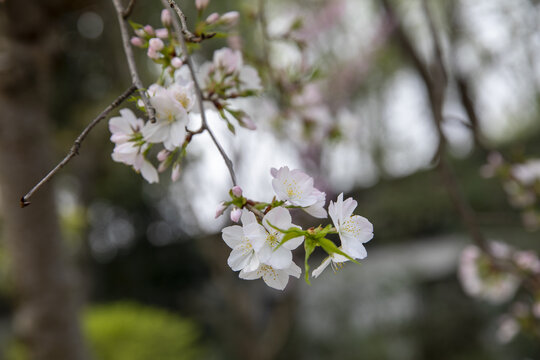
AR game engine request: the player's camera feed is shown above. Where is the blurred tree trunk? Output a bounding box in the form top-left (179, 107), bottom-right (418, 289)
top-left (0, 1), bottom-right (88, 359)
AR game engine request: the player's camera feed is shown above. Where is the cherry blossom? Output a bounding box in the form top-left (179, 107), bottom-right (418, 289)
top-left (222, 210), bottom-right (261, 272)
top-left (109, 109), bottom-right (158, 184)
top-left (243, 207), bottom-right (304, 269)
top-left (270, 166), bottom-right (327, 218)
top-left (239, 262), bottom-right (301, 290)
top-left (143, 81), bottom-right (195, 150)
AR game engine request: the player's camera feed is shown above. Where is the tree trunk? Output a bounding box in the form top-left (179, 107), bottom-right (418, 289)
top-left (0, 1), bottom-right (88, 359)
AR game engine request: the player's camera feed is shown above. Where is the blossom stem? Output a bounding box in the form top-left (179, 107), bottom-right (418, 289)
top-left (163, 0), bottom-right (238, 186)
top-left (112, 0), bottom-right (156, 123)
top-left (20, 85), bottom-right (137, 207)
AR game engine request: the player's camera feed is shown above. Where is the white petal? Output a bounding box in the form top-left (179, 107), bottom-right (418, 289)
top-left (221, 225), bottom-right (243, 248)
top-left (286, 261), bottom-right (302, 278)
top-left (263, 207), bottom-right (292, 234)
top-left (244, 254), bottom-right (260, 272)
top-left (266, 246), bottom-right (293, 270)
top-left (139, 160), bottom-right (159, 184)
top-left (283, 233), bottom-right (304, 250)
top-left (240, 209), bottom-right (257, 225)
top-left (228, 247), bottom-right (252, 271)
top-left (304, 201), bottom-right (327, 218)
top-left (243, 223), bottom-right (268, 251)
top-left (262, 268), bottom-right (289, 290)
top-left (312, 257), bottom-right (332, 278)
top-left (239, 268), bottom-right (261, 280)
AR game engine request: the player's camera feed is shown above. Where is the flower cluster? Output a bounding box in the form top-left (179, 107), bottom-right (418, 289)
top-left (219, 166), bottom-right (374, 290)
top-left (109, 4), bottom-right (261, 183)
top-left (481, 152), bottom-right (540, 230)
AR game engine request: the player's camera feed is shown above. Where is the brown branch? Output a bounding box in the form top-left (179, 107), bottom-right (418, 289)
top-left (380, 0), bottom-right (488, 252)
top-left (162, 0), bottom-right (238, 186)
top-left (122, 0), bottom-right (136, 18)
top-left (21, 85), bottom-right (137, 207)
top-left (165, 0), bottom-right (207, 43)
top-left (112, 0), bottom-right (156, 123)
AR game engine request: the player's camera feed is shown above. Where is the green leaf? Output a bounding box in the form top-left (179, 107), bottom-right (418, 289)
top-left (128, 20), bottom-right (144, 31)
top-left (226, 121), bottom-right (236, 134)
top-left (318, 238), bottom-right (359, 264)
top-left (266, 221), bottom-right (306, 251)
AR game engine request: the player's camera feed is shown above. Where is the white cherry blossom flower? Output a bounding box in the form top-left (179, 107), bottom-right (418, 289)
top-left (239, 261), bottom-right (301, 290)
top-left (222, 210), bottom-right (261, 272)
top-left (312, 193), bottom-right (373, 278)
top-left (109, 109), bottom-right (158, 184)
top-left (143, 82), bottom-right (195, 150)
top-left (270, 166), bottom-right (327, 218)
top-left (243, 207), bottom-right (303, 269)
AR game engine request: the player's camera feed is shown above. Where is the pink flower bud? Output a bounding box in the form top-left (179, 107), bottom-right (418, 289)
top-left (147, 47), bottom-right (159, 59)
top-left (158, 161), bottom-right (168, 173)
top-left (196, 0), bottom-right (209, 11)
top-left (161, 9), bottom-right (172, 27)
top-left (157, 149), bottom-right (170, 162)
top-left (130, 36), bottom-right (144, 47)
top-left (135, 28), bottom-right (146, 37)
top-left (171, 57), bottom-right (183, 68)
top-left (143, 25), bottom-right (155, 36)
top-left (171, 163), bottom-right (181, 182)
top-left (220, 11), bottom-right (239, 26)
top-left (206, 12), bottom-right (219, 24)
top-left (241, 115), bottom-right (257, 130)
top-left (231, 185), bottom-right (243, 197)
top-left (230, 208), bottom-right (241, 223)
top-left (155, 28), bottom-right (168, 39)
top-left (149, 38), bottom-right (164, 51)
top-left (215, 202), bottom-right (227, 218)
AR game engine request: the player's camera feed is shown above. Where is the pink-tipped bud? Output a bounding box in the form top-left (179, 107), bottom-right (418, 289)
top-left (231, 185), bottom-right (243, 197)
top-left (158, 161), bottom-right (168, 173)
top-left (230, 208), bottom-right (241, 223)
top-left (206, 12), bottom-right (220, 24)
top-left (161, 9), bottom-right (172, 27)
top-left (147, 47), bottom-right (159, 59)
top-left (196, 0), bottom-right (209, 11)
top-left (130, 36), bottom-right (144, 47)
top-left (149, 38), bottom-right (164, 51)
top-left (135, 28), bottom-right (146, 37)
top-left (220, 11), bottom-right (239, 26)
top-left (241, 115), bottom-right (257, 130)
top-left (157, 149), bottom-right (170, 162)
top-left (171, 57), bottom-right (183, 68)
top-left (143, 25), bottom-right (155, 36)
top-left (171, 164), bottom-right (181, 182)
top-left (215, 202), bottom-right (227, 218)
top-left (155, 28), bottom-right (168, 39)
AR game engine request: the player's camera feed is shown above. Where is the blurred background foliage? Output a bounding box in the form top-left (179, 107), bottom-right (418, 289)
top-left (2, 0), bottom-right (540, 359)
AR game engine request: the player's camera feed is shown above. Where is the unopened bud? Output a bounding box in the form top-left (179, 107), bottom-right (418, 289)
top-left (206, 12), bottom-right (219, 24)
top-left (241, 115), bottom-right (256, 130)
top-left (215, 202), bottom-right (227, 218)
top-left (149, 38), bottom-right (164, 51)
top-left (135, 28), bottom-right (146, 37)
top-left (155, 28), bottom-right (168, 39)
top-left (171, 57), bottom-right (183, 68)
top-left (161, 9), bottom-right (172, 27)
top-left (130, 36), bottom-right (144, 47)
top-left (220, 11), bottom-right (239, 26)
top-left (230, 208), bottom-right (241, 223)
top-left (196, 0), bottom-right (209, 11)
top-left (143, 25), bottom-right (155, 36)
top-left (231, 185), bottom-right (243, 197)
top-left (157, 149), bottom-right (170, 162)
top-left (171, 163), bottom-right (181, 182)
top-left (147, 47), bottom-right (159, 59)
top-left (158, 161), bottom-right (168, 173)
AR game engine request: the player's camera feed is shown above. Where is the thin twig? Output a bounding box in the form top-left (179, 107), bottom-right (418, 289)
top-left (112, 0), bottom-right (156, 123)
top-left (165, 0), bottom-right (208, 43)
top-left (163, 0), bottom-right (238, 186)
top-left (122, 0), bottom-right (136, 18)
top-left (21, 85), bottom-right (137, 207)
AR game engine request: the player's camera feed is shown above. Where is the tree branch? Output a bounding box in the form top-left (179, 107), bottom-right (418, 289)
top-left (164, 0), bottom-right (208, 43)
top-left (162, 0), bottom-right (238, 186)
top-left (20, 85), bottom-right (137, 207)
top-left (112, 0), bottom-right (156, 123)
top-left (122, 0), bottom-right (136, 19)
